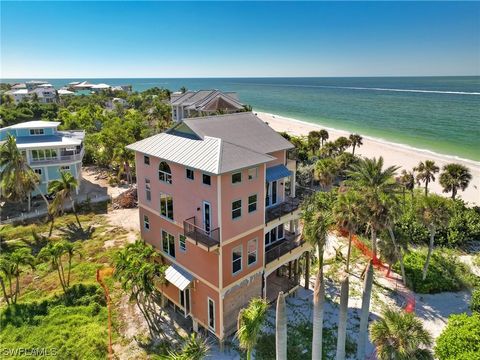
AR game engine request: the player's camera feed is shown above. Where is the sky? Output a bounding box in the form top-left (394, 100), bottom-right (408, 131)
top-left (1, 1), bottom-right (479, 78)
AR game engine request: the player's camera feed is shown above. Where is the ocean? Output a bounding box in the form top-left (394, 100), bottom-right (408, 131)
top-left (4, 77), bottom-right (480, 162)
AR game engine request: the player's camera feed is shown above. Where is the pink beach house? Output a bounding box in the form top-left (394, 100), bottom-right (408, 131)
top-left (126, 112), bottom-right (311, 340)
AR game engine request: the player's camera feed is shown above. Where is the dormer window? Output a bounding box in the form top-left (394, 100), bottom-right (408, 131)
top-left (30, 129), bottom-right (44, 135)
top-left (158, 162), bottom-right (172, 184)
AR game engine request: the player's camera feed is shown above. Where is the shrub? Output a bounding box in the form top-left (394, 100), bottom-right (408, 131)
top-left (398, 249), bottom-right (479, 293)
top-left (435, 313), bottom-right (480, 360)
top-left (471, 289), bottom-right (480, 313)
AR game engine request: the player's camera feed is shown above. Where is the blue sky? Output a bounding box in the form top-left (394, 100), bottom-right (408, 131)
top-left (1, 1), bottom-right (479, 78)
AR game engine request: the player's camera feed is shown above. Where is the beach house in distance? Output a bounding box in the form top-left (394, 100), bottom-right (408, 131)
top-left (0, 121), bottom-right (85, 195)
top-left (127, 112), bottom-right (310, 340)
top-left (170, 90), bottom-right (245, 122)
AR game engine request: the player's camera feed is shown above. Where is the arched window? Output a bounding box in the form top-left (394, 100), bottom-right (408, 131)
top-left (158, 162), bottom-right (172, 184)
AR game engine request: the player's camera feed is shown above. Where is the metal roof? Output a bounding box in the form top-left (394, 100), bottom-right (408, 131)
top-left (15, 135), bottom-right (82, 149)
top-left (126, 133), bottom-right (273, 174)
top-left (181, 112), bottom-right (294, 154)
top-left (266, 164), bottom-right (292, 182)
top-left (1, 120), bottom-right (61, 130)
top-left (165, 264), bottom-right (193, 291)
top-left (170, 90), bottom-right (243, 110)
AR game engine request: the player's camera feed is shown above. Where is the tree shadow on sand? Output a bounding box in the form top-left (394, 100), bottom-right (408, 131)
top-left (58, 223), bottom-right (95, 242)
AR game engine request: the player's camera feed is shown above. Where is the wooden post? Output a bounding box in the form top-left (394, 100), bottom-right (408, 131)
top-left (288, 261), bottom-right (292, 279)
top-left (305, 251), bottom-right (310, 289)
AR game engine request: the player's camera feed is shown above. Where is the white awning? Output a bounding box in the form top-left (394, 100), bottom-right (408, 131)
top-left (165, 264), bottom-right (193, 291)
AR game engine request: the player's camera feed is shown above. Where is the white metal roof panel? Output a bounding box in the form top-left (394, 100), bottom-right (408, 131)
top-left (165, 264), bottom-right (193, 291)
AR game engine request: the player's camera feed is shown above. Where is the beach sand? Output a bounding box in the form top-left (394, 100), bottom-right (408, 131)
top-left (256, 111), bottom-right (480, 206)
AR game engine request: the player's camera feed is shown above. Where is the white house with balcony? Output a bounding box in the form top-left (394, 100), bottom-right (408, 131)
top-left (0, 121), bottom-right (85, 196)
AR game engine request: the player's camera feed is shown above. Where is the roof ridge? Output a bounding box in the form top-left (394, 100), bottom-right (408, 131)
top-left (221, 139), bottom-right (275, 159)
top-left (183, 111), bottom-right (252, 121)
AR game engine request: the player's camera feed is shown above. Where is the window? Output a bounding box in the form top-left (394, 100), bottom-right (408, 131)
top-left (247, 239), bottom-right (257, 266)
top-left (144, 215), bottom-right (150, 230)
top-left (232, 172), bottom-right (242, 184)
top-left (145, 179), bottom-right (151, 201)
top-left (202, 173), bottom-right (211, 186)
top-left (34, 168), bottom-right (42, 175)
top-left (179, 234), bottom-right (186, 252)
top-left (186, 168), bottom-right (194, 180)
top-left (60, 165), bottom-right (70, 171)
top-left (160, 193), bottom-right (174, 220)
top-left (29, 128), bottom-right (44, 135)
top-left (158, 162), bottom-right (172, 184)
top-left (248, 194), bottom-right (257, 213)
top-left (208, 298), bottom-right (215, 330)
top-left (144, 155), bottom-right (150, 165)
top-left (232, 200), bottom-right (242, 220)
top-left (232, 245), bottom-right (242, 274)
top-left (162, 230), bottom-right (175, 258)
top-left (248, 167), bottom-right (258, 180)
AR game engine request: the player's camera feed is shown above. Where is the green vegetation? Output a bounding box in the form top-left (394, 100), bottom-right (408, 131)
top-left (398, 249), bottom-right (479, 293)
top-left (236, 298), bottom-right (269, 360)
top-left (435, 313), bottom-right (480, 360)
top-left (471, 288), bottom-right (480, 313)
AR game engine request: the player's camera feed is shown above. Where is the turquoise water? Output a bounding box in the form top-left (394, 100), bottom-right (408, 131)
top-left (4, 77), bottom-right (480, 161)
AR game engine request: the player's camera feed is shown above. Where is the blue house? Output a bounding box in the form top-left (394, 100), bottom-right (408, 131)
top-left (0, 120), bottom-right (85, 196)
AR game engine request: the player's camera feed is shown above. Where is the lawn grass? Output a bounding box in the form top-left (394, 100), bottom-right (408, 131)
top-left (0, 205), bottom-right (132, 358)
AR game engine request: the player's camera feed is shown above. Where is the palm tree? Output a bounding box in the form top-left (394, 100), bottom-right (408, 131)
top-left (334, 137), bottom-right (352, 153)
top-left (9, 247), bottom-right (35, 303)
top-left (167, 333), bottom-right (210, 360)
top-left (370, 308), bottom-right (433, 360)
top-left (48, 171), bottom-right (82, 230)
top-left (414, 160), bottom-right (439, 196)
top-left (302, 197), bottom-right (334, 360)
top-left (333, 189), bottom-right (363, 360)
top-left (276, 291), bottom-right (287, 360)
top-left (63, 241), bottom-right (81, 287)
top-left (345, 156), bottom-right (399, 359)
top-left (319, 129), bottom-right (329, 146)
top-left (314, 158), bottom-right (339, 190)
top-left (113, 146), bottom-right (134, 184)
top-left (307, 131), bottom-right (322, 154)
top-left (416, 195), bottom-right (450, 280)
top-left (0, 134), bottom-right (49, 211)
top-left (349, 134), bottom-right (363, 155)
top-left (179, 86), bottom-right (188, 94)
top-left (237, 297), bottom-right (268, 360)
top-left (439, 163), bottom-right (472, 199)
top-left (38, 241), bottom-right (68, 293)
top-left (0, 256), bottom-right (15, 305)
top-left (398, 169), bottom-right (415, 203)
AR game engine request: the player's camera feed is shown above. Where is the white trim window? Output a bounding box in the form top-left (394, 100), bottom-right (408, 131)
top-left (145, 179), bottom-right (151, 201)
top-left (248, 167), bottom-right (258, 180)
top-left (143, 215), bottom-right (150, 230)
top-left (208, 298), bottom-right (215, 331)
top-left (247, 238), bottom-right (257, 266)
top-left (179, 234), bottom-right (186, 252)
top-left (30, 128), bottom-right (44, 135)
top-left (158, 161), bottom-right (172, 184)
top-left (231, 172), bottom-right (242, 184)
top-left (160, 193), bottom-right (174, 220)
top-left (162, 230), bottom-right (175, 258)
top-left (248, 194), bottom-right (257, 213)
top-left (232, 245), bottom-right (242, 274)
top-left (232, 200), bottom-right (242, 220)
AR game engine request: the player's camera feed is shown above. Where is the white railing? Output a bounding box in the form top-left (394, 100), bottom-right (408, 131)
top-left (30, 148), bottom-right (84, 165)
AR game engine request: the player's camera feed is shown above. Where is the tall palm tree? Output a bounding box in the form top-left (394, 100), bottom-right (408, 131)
top-left (237, 297), bottom-right (268, 360)
top-left (113, 146), bottom-right (134, 184)
top-left (0, 256), bottom-right (15, 305)
top-left (370, 308), bottom-right (433, 360)
top-left (398, 169), bottom-right (415, 203)
top-left (302, 198), bottom-right (334, 360)
top-left (345, 156), bottom-right (399, 359)
top-left (333, 189), bottom-right (363, 360)
top-left (314, 158), bottom-right (339, 191)
top-left (416, 195), bottom-right (450, 280)
top-left (48, 171), bottom-right (82, 230)
top-left (334, 136), bottom-right (352, 153)
top-left (307, 131), bottom-right (322, 154)
top-left (63, 241), bottom-right (81, 287)
top-left (276, 291), bottom-right (287, 360)
top-left (319, 129), bottom-right (329, 147)
top-left (9, 247), bottom-right (35, 303)
top-left (0, 134), bottom-right (49, 211)
top-left (38, 241), bottom-right (68, 293)
top-left (349, 134), bottom-right (363, 155)
top-left (439, 163), bottom-right (472, 199)
top-left (414, 160), bottom-right (439, 196)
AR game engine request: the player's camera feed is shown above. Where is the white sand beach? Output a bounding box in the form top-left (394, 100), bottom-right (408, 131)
top-left (256, 111), bottom-right (480, 206)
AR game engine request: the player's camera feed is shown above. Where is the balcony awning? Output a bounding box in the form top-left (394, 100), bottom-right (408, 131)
top-left (266, 164), bottom-right (292, 183)
top-left (165, 264), bottom-right (193, 291)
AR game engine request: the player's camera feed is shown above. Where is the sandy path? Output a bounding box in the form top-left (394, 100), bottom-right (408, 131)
top-left (257, 111), bottom-right (480, 206)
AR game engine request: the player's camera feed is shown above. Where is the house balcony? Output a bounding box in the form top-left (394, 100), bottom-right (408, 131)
top-left (265, 231), bottom-right (306, 265)
top-left (29, 148), bottom-right (84, 166)
top-left (183, 217), bottom-right (220, 251)
top-left (265, 196), bottom-right (301, 224)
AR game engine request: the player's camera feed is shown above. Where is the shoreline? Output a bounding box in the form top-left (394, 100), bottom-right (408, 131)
top-left (255, 110), bottom-right (480, 206)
